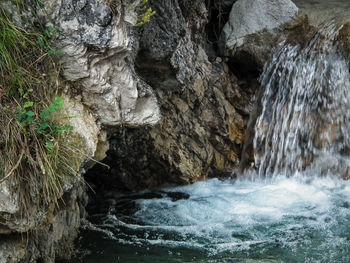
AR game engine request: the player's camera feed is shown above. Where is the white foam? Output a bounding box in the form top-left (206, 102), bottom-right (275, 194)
top-left (91, 176), bottom-right (347, 258)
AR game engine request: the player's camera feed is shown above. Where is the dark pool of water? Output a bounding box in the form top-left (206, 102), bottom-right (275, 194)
top-left (67, 176), bottom-right (350, 263)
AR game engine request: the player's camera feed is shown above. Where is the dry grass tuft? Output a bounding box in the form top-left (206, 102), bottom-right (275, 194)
top-left (0, 3), bottom-right (83, 213)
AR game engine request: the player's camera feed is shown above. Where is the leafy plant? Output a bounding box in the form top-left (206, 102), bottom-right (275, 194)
top-left (38, 97), bottom-right (74, 136)
top-left (17, 96), bottom-right (74, 136)
top-left (37, 27), bottom-right (62, 56)
top-left (17, 103), bottom-right (35, 127)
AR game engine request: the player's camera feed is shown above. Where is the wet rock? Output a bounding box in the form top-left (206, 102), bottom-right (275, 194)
top-left (163, 191), bottom-right (190, 202)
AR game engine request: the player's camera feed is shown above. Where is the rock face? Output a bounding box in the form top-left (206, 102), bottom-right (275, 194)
top-left (102, 0), bottom-right (316, 191)
top-left (0, 0), bottom-right (160, 262)
top-left (100, 0), bottom-right (256, 190)
top-left (44, 0), bottom-right (161, 126)
top-left (0, 181), bottom-right (86, 263)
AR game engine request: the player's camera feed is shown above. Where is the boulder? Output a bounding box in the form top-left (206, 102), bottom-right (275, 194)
top-left (220, 0), bottom-right (300, 67)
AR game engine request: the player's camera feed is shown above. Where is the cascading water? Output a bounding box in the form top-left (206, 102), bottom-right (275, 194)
top-left (253, 22), bottom-right (350, 179)
top-left (68, 22), bottom-right (350, 263)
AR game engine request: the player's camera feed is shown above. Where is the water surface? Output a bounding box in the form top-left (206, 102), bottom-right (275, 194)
top-left (70, 176), bottom-right (350, 262)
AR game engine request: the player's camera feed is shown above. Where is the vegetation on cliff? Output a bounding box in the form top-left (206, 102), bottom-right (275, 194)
top-left (0, 2), bottom-right (82, 212)
top-left (107, 0), bottom-right (156, 26)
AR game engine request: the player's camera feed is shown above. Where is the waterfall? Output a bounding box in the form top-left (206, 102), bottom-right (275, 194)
top-left (69, 20), bottom-right (350, 263)
top-left (253, 22), bottom-right (350, 179)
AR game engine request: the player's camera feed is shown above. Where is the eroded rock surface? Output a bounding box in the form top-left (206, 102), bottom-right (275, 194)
top-left (97, 0), bottom-right (256, 190)
top-left (44, 0), bottom-right (160, 126)
top-left (0, 181), bottom-right (86, 263)
top-left (102, 0), bottom-right (317, 191)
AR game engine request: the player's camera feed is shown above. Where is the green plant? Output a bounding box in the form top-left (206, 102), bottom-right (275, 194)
top-left (37, 27), bottom-right (62, 56)
top-left (134, 0), bottom-right (156, 27)
top-left (107, 0), bottom-right (156, 27)
top-left (17, 102), bottom-right (35, 127)
top-left (17, 96), bottom-right (74, 135)
top-left (0, 4), bottom-right (82, 212)
top-left (37, 97), bottom-right (73, 135)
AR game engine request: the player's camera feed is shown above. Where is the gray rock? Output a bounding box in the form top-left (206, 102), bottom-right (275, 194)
top-left (0, 237), bottom-right (27, 263)
top-left (0, 179), bottom-right (86, 263)
top-left (104, 0), bottom-right (254, 190)
top-left (43, 0), bottom-right (161, 126)
top-left (221, 0), bottom-right (299, 51)
top-left (0, 0), bottom-right (162, 260)
top-left (0, 182), bottom-right (18, 215)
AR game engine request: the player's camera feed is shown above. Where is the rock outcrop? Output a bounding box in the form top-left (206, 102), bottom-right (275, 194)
top-left (221, 0), bottom-right (299, 51)
top-left (219, 0), bottom-right (315, 68)
top-left (44, 0), bottom-right (161, 126)
top-left (100, 0), bottom-right (316, 191)
top-left (0, 181), bottom-right (86, 263)
top-left (98, 0), bottom-right (256, 190)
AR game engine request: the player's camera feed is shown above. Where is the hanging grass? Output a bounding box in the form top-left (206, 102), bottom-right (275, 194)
top-left (0, 3), bottom-right (84, 213)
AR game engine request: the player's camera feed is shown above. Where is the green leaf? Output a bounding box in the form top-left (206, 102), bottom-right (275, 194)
top-left (53, 96), bottom-right (64, 111)
top-left (26, 111), bottom-right (35, 117)
top-left (18, 113), bottom-right (26, 122)
top-left (40, 122), bottom-right (50, 130)
top-left (23, 101), bottom-right (34, 109)
top-left (26, 116), bottom-right (34, 124)
top-left (48, 106), bottom-right (56, 113)
top-left (40, 110), bottom-right (51, 120)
